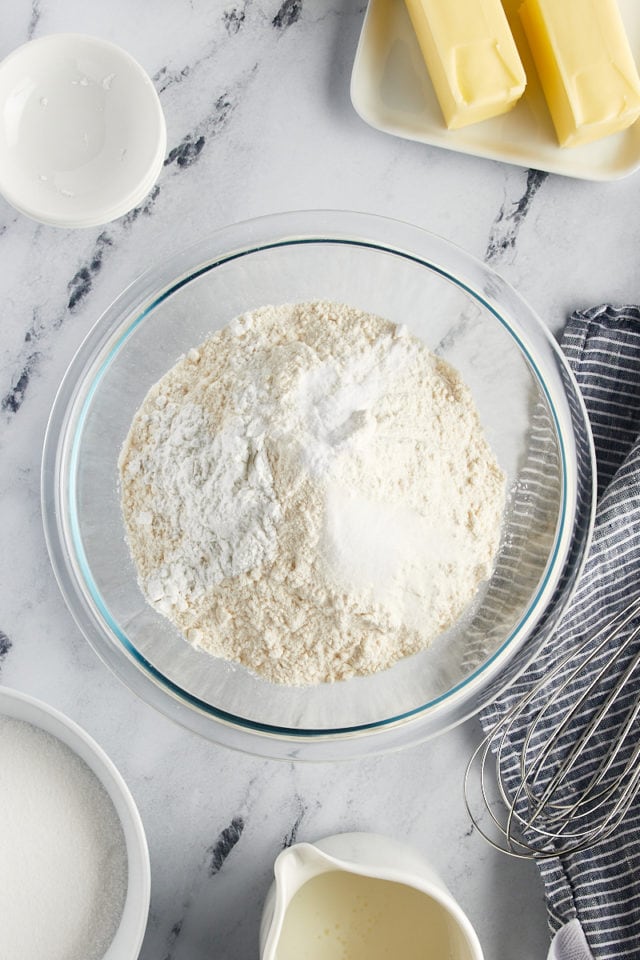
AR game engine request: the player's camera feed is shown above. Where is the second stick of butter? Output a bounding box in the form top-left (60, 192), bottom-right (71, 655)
top-left (404, 0), bottom-right (526, 130)
top-left (519, 0), bottom-right (640, 148)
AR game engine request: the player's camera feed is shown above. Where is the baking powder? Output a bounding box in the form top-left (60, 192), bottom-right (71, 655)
top-left (119, 301), bottom-right (505, 685)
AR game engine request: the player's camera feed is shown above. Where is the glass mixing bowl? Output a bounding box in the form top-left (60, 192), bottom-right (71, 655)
top-left (42, 211), bottom-right (595, 760)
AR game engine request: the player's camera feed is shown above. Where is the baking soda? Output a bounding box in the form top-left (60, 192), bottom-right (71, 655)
top-left (120, 301), bottom-right (505, 685)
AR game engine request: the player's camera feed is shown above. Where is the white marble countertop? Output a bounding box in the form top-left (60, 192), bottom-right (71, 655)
top-left (3, 2), bottom-right (640, 958)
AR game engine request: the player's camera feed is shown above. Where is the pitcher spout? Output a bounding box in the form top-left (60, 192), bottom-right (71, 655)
top-left (260, 842), bottom-right (342, 960)
top-left (259, 833), bottom-right (484, 960)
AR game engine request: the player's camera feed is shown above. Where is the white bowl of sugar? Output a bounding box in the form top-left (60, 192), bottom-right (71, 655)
top-left (0, 685), bottom-right (150, 960)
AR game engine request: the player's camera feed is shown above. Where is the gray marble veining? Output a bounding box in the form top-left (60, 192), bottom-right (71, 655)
top-left (3, 1), bottom-right (640, 958)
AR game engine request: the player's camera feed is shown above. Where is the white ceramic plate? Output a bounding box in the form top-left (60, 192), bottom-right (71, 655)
top-left (351, 0), bottom-right (640, 181)
top-left (0, 34), bottom-right (166, 227)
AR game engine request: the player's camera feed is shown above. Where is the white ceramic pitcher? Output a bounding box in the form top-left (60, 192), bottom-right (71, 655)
top-left (260, 832), bottom-right (484, 960)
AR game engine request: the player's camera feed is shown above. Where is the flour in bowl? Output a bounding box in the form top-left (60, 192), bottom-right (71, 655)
top-left (119, 301), bottom-right (505, 685)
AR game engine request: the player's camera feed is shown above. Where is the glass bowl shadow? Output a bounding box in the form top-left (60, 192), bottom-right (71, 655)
top-left (42, 211), bottom-right (595, 760)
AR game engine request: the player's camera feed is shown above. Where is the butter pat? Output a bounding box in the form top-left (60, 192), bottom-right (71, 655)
top-left (520, 0), bottom-right (640, 147)
top-left (404, 0), bottom-right (526, 130)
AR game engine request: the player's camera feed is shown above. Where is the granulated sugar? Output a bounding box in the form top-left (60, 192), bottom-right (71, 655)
top-left (119, 301), bottom-right (505, 685)
top-left (0, 716), bottom-right (128, 960)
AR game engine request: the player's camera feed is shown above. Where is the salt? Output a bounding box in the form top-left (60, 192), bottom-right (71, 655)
top-left (119, 301), bottom-right (506, 685)
top-left (0, 716), bottom-right (128, 960)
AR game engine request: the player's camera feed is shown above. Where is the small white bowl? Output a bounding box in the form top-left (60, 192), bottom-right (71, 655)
top-left (0, 685), bottom-right (150, 959)
top-left (0, 33), bottom-right (166, 227)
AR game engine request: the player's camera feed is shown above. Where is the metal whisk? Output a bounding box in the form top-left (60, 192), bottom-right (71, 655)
top-left (464, 593), bottom-right (640, 860)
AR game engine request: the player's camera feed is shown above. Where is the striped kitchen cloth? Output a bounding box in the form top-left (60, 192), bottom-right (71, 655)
top-left (480, 304), bottom-right (640, 960)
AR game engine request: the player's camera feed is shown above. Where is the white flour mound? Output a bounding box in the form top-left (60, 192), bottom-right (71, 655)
top-left (119, 301), bottom-right (506, 685)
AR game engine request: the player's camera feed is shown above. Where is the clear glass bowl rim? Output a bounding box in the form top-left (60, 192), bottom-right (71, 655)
top-left (41, 210), bottom-right (596, 760)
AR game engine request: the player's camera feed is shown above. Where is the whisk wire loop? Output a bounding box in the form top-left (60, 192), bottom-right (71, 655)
top-left (465, 593), bottom-right (640, 859)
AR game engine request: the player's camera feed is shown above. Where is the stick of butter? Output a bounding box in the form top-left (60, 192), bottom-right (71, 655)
top-left (520, 0), bottom-right (640, 147)
top-left (403, 0), bottom-right (526, 130)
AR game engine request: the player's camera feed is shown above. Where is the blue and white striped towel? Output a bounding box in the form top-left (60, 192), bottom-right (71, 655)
top-left (480, 305), bottom-right (640, 960)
